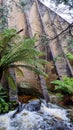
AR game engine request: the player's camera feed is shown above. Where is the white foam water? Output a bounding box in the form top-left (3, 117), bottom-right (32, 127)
top-left (40, 103), bottom-right (69, 120)
top-left (0, 102), bottom-right (73, 130)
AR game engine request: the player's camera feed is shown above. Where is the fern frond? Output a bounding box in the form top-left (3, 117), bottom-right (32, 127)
top-left (51, 77), bottom-right (73, 94)
top-left (67, 52), bottom-right (73, 60)
top-left (9, 64), bottom-right (48, 77)
top-left (14, 67), bottom-right (24, 77)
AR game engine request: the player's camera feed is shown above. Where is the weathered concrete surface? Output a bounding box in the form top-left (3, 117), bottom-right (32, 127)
top-left (29, 2), bottom-right (50, 102)
top-left (42, 10), bottom-right (72, 77)
top-left (4, 0), bottom-right (73, 103)
top-left (29, 2), bottom-right (43, 51)
top-left (6, 0), bottom-right (45, 101)
top-left (7, 0), bottom-right (27, 37)
top-left (5, 0), bottom-right (28, 101)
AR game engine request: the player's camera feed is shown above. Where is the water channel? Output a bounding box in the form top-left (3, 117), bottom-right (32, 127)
top-left (0, 100), bottom-right (73, 130)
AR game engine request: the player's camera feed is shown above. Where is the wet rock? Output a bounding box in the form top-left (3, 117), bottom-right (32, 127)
top-left (0, 127), bottom-right (6, 130)
top-left (67, 109), bottom-right (73, 122)
top-left (50, 95), bottom-right (59, 104)
top-left (37, 116), bottom-right (73, 130)
top-left (24, 99), bottom-right (41, 111)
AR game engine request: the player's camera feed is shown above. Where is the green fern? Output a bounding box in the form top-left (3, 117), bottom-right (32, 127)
top-left (51, 77), bottom-right (73, 94)
top-left (67, 52), bottom-right (73, 60)
top-left (0, 28), bottom-right (48, 89)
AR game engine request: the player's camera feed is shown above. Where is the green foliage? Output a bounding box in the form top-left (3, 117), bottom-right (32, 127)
top-left (66, 37), bottom-right (73, 66)
top-left (0, 83), bottom-right (18, 113)
top-left (51, 77), bottom-right (73, 95)
top-left (0, 98), bottom-right (9, 113)
top-left (56, 93), bottom-right (64, 101)
top-left (0, 28), bottom-right (48, 89)
top-left (0, 84), bottom-right (9, 113)
top-left (67, 52), bottom-right (73, 60)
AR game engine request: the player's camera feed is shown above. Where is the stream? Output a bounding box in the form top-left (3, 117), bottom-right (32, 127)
top-left (0, 100), bottom-right (73, 130)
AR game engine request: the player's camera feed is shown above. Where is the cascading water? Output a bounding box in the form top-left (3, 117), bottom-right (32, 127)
top-left (0, 100), bottom-right (73, 130)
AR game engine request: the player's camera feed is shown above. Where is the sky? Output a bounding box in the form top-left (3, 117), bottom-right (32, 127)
top-left (39, 0), bottom-right (73, 23)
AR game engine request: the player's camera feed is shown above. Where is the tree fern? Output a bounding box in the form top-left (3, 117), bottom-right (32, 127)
top-left (0, 28), bottom-right (48, 89)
